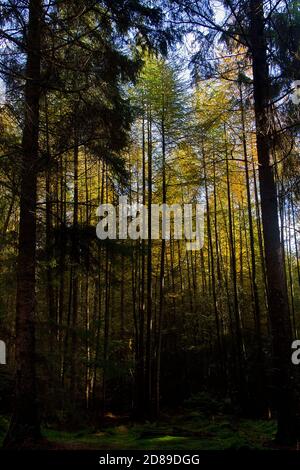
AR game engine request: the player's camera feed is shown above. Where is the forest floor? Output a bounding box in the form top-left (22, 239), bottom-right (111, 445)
top-left (0, 409), bottom-right (279, 450)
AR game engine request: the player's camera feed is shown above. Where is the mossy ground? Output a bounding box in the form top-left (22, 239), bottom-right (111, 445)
top-left (0, 411), bottom-right (277, 450)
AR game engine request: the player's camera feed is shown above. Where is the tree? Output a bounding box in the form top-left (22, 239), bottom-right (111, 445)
top-left (172, 0), bottom-right (299, 444)
top-left (1, 0), bottom-right (174, 447)
top-left (249, 0), bottom-right (296, 443)
top-left (3, 0), bottom-right (43, 448)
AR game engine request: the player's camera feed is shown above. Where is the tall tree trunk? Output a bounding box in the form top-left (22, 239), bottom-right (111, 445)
top-left (203, 143), bottom-right (223, 382)
top-left (145, 108), bottom-right (153, 416)
top-left (155, 113), bottom-right (166, 417)
top-left (291, 196), bottom-right (300, 289)
top-left (249, 0), bottom-right (296, 443)
top-left (102, 166), bottom-right (111, 418)
top-left (4, 0), bottom-right (42, 448)
top-left (225, 128), bottom-right (245, 405)
top-left (45, 97), bottom-right (55, 378)
top-left (58, 152), bottom-right (66, 367)
top-left (92, 160), bottom-right (105, 407)
top-left (84, 150), bottom-right (91, 409)
top-left (135, 116), bottom-right (146, 419)
top-left (239, 80), bottom-right (266, 415)
top-left (70, 129), bottom-right (79, 405)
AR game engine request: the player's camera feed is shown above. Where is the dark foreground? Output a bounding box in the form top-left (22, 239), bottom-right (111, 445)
top-left (0, 408), bottom-right (282, 450)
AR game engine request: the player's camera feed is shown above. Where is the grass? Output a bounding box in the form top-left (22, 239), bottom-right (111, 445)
top-left (0, 408), bottom-right (277, 450)
top-left (42, 411), bottom-right (276, 450)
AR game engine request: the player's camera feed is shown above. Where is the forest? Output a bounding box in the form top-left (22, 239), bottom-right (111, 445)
top-left (0, 0), bottom-right (300, 453)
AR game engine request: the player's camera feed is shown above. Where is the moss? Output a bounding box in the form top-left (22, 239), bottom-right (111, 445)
top-left (42, 412), bottom-right (276, 450)
top-left (0, 410), bottom-right (276, 450)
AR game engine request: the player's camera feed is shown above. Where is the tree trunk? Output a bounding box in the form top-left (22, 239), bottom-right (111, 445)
top-left (4, 0), bottom-right (42, 448)
top-left (155, 114), bottom-right (166, 417)
top-left (70, 129), bottom-right (79, 405)
top-left (249, 0), bottom-right (296, 444)
top-left (145, 108), bottom-right (153, 416)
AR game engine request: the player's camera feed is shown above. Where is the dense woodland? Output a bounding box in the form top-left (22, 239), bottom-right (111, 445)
top-left (0, 0), bottom-right (300, 450)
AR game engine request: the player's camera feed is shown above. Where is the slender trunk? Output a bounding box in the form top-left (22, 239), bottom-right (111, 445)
top-left (225, 130), bottom-right (245, 404)
top-left (92, 160), bottom-right (105, 407)
top-left (84, 150), bottom-right (91, 409)
top-left (45, 98), bottom-right (55, 372)
top-left (291, 196), bottom-right (300, 289)
top-left (136, 116), bottom-right (146, 418)
top-left (155, 114), bottom-right (166, 417)
top-left (203, 143), bottom-right (223, 379)
top-left (239, 80), bottom-right (266, 414)
top-left (2, 196), bottom-right (15, 237)
top-left (58, 153), bottom-right (66, 363)
top-left (145, 109), bottom-right (153, 416)
top-left (70, 129), bottom-right (79, 404)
